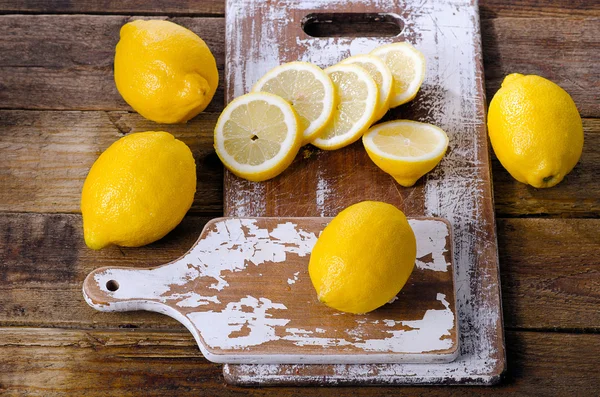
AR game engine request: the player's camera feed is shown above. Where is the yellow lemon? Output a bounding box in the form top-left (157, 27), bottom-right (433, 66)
top-left (311, 64), bottom-right (379, 150)
top-left (339, 54), bottom-right (394, 121)
top-left (114, 20), bottom-right (218, 124)
top-left (252, 62), bottom-right (336, 145)
top-left (363, 120), bottom-right (449, 187)
top-left (487, 73), bottom-right (583, 188)
top-left (214, 92), bottom-right (302, 182)
top-left (81, 131), bottom-right (196, 250)
top-left (309, 201), bottom-right (416, 314)
top-left (370, 42), bottom-right (426, 108)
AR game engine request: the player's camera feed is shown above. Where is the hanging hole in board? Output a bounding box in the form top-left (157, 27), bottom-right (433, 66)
top-left (302, 13), bottom-right (404, 38)
top-left (106, 280), bottom-right (120, 291)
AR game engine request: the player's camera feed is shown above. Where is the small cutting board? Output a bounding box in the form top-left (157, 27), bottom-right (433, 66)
top-left (83, 217), bottom-right (457, 364)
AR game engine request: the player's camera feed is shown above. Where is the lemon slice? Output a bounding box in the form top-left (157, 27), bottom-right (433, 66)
top-left (252, 62), bottom-right (336, 145)
top-left (340, 54), bottom-right (393, 121)
top-left (214, 92), bottom-right (302, 182)
top-left (370, 42), bottom-right (426, 108)
top-left (311, 64), bottom-right (379, 151)
top-left (362, 120), bottom-right (448, 187)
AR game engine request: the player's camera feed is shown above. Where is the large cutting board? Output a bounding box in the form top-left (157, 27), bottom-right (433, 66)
top-left (224, 0), bottom-right (505, 386)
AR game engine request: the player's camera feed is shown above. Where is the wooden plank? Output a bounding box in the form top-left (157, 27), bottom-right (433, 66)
top-left (0, 15), bottom-right (225, 113)
top-left (0, 0), bottom-right (226, 15)
top-left (0, 110), bottom-right (223, 215)
top-left (1, 0), bottom-right (598, 18)
top-left (493, 118), bottom-right (600, 218)
top-left (0, 328), bottom-right (598, 395)
top-left (482, 17), bottom-right (600, 118)
top-left (0, 110), bottom-right (598, 217)
top-left (479, 0), bottom-right (600, 18)
top-left (1, 213), bottom-right (598, 331)
top-left (0, 15), bottom-right (598, 117)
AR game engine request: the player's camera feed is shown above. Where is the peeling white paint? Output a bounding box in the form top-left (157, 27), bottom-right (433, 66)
top-left (409, 219), bottom-right (451, 272)
top-left (189, 296), bottom-right (290, 349)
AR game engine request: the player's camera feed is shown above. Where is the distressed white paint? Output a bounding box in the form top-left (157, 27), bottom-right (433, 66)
top-left (223, 0), bottom-right (502, 385)
top-left (84, 218), bottom-right (456, 364)
top-left (409, 219), bottom-right (451, 272)
top-left (189, 296), bottom-right (290, 349)
top-left (287, 271), bottom-right (300, 285)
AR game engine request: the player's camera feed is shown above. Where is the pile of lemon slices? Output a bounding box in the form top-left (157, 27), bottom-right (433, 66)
top-left (214, 42), bottom-right (449, 186)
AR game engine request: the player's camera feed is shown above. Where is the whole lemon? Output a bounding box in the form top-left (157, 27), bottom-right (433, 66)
top-left (309, 201), bottom-right (416, 314)
top-left (487, 73), bottom-right (583, 188)
top-left (114, 20), bottom-right (219, 124)
top-left (81, 131), bottom-right (196, 250)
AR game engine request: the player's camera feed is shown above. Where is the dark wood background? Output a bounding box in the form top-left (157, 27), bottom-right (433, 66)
top-left (0, 0), bottom-right (599, 395)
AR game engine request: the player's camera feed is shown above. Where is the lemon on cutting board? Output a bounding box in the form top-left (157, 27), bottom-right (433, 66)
top-left (81, 131), bottom-right (196, 250)
top-left (309, 201), bottom-right (417, 314)
top-left (311, 64), bottom-right (379, 150)
top-left (252, 62), bottom-right (337, 145)
top-left (213, 92), bottom-right (302, 182)
top-left (339, 54), bottom-right (394, 121)
top-left (363, 120), bottom-right (449, 187)
top-left (114, 20), bottom-right (219, 124)
top-left (487, 73), bottom-right (583, 188)
top-left (370, 42), bottom-right (426, 108)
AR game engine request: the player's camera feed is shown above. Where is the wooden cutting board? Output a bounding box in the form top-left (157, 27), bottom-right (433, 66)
top-left (223, 0), bottom-right (505, 386)
top-left (83, 217), bottom-right (457, 364)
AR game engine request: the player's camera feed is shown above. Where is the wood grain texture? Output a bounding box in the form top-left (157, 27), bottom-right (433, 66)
top-left (0, 15), bottom-right (598, 116)
top-left (1, 213), bottom-right (598, 331)
top-left (0, 328), bottom-right (598, 395)
top-left (0, 15), bottom-right (225, 112)
top-left (2, 0), bottom-right (598, 18)
top-left (482, 17), bottom-right (600, 118)
top-left (0, 110), bottom-right (223, 215)
top-left (1, 111), bottom-right (598, 217)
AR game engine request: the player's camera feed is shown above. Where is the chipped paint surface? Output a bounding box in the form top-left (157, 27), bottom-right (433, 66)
top-left (86, 218), bottom-right (456, 363)
top-left (223, 0), bottom-right (502, 385)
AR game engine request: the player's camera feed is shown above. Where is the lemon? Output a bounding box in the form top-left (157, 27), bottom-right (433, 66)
top-left (81, 131), bottom-right (196, 250)
top-left (252, 62), bottom-right (336, 145)
top-left (213, 92), bottom-right (302, 182)
top-left (114, 20), bottom-right (219, 124)
top-left (370, 42), bottom-right (426, 108)
top-left (309, 201), bottom-right (416, 314)
top-left (340, 54), bottom-right (393, 121)
top-left (311, 64), bottom-right (379, 150)
top-left (363, 120), bottom-right (449, 187)
top-left (487, 73), bottom-right (583, 188)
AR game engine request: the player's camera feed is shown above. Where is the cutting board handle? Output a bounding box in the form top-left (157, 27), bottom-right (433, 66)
top-left (83, 265), bottom-right (168, 313)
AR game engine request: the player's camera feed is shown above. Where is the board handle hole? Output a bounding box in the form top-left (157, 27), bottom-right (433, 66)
top-left (302, 13), bottom-right (404, 38)
top-left (106, 280), bottom-right (120, 292)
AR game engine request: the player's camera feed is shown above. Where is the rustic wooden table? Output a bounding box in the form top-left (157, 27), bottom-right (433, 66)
top-left (0, 1), bottom-right (599, 395)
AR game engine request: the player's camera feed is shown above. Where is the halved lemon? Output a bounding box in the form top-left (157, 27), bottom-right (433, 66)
top-left (340, 54), bottom-right (393, 121)
top-left (311, 64), bottom-right (378, 151)
top-left (252, 62), bottom-right (336, 145)
top-left (370, 42), bottom-right (426, 108)
top-left (214, 92), bottom-right (302, 182)
top-left (362, 120), bottom-right (449, 187)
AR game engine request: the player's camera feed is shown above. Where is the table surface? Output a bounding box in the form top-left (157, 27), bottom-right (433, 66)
top-left (0, 1), bottom-right (598, 395)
